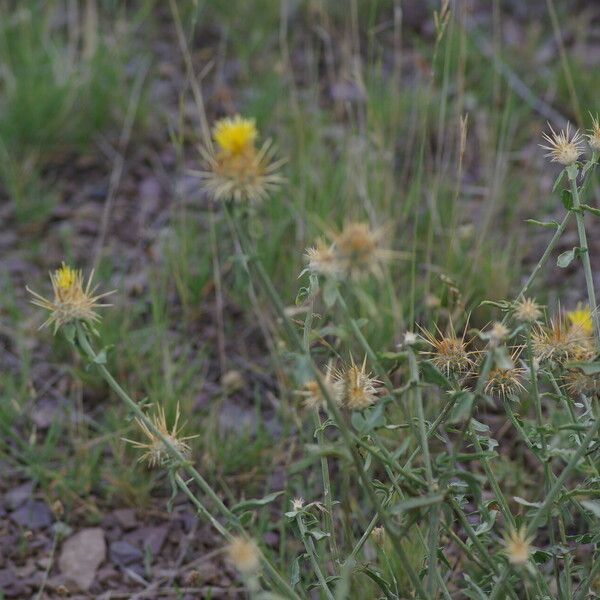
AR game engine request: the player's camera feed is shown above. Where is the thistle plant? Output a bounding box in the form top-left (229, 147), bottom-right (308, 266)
top-left (28, 111), bottom-right (600, 599)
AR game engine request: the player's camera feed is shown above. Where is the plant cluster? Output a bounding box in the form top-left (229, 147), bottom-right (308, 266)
top-left (26, 107), bottom-right (600, 599)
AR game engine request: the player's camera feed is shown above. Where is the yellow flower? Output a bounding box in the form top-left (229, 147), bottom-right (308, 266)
top-left (198, 115), bottom-right (284, 204)
top-left (213, 115), bottom-right (257, 156)
top-left (504, 526), bottom-right (534, 566)
top-left (226, 537), bottom-right (261, 576)
top-left (124, 403), bottom-right (196, 469)
top-left (540, 123), bottom-right (584, 165)
top-left (27, 263), bottom-right (114, 333)
top-left (55, 263), bottom-right (77, 290)
top-left (566, 304), bottom-right (593, 335)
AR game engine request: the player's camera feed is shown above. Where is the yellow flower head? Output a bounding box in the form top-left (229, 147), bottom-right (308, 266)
top-left (199, 116), bottom-right (284, 204)
top-left (540, 123), bottom-right (584, 165)
top-left (213, 115), bottom-right (257, 156)
top-left (566, 304), bottom-right (593, 335)
top-left (27, 263), bottom-right (114, 333)
top-left (504, 526), bottom-right (534, 566)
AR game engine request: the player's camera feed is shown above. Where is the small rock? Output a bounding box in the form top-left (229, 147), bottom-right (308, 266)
top-left (59, 528), bottom-right (106, 591)
top-left (11, 499), bottom-right (53, 529)
top-left (5, 482), bottom-right (33, 510)
top-left (109, 540), bottom-right (142, 566)
top-left (113, 508), bottom-right (136, 530)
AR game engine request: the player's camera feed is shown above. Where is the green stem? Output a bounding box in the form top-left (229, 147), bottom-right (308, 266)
top-left (526, 329), bottom-right (563, 593)
top-left (408, 348), bottom-right (438, 596)
top-left (296, 514), bottom-right (335, 600)
top-left (569, 169), bottom-right (600, 346)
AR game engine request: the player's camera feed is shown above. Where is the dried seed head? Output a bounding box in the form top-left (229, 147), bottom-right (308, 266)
top-left (124, 404), bottom-right (196, 469)
top-left (304, 240), bottom-right (343, 277)
top-left (226, 537), bottom-right (261, 576)
top-left (587, 114), bottom-right (600, 151)
top-left (540, 123), bottom-right (584, 165)
top-left (402, 331), bottom-right (418, 346)
top-left (504, 526), bottom-right (533, 566)
top-left (198, 115), bottom-right (284, 204)
top-left (27, 263), bottom-right (114, 333)
top-left (563, 369), bottom-right (600, 398)
top-left (332, 221), bottom-right (390, 280)
top-left (298, 368), bottom-right (344, 411)
top-left (487, 322), bottom-right (510, 347)
top-left (335, 357), bottom-right (381, 411)
top-left (420, 324), bottom-right (473, 376)
top-left (513, 297), bottom-right (543, 324)
top-left (370, 526), bottom-right (386, 547)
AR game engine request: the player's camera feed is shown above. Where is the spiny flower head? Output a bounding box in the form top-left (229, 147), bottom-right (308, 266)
top-left (198, 115), bottom-right (284, 204)
top-left (513, 297), bottom-right (543, 324)
top-left (213, 115), bottom-right (258, 156)
top-left (504, 526), bottom-right (534, 566)
top-left (563, 369), bottom-right (600, 398)
top-left (540, 123), bottom-right (584, 165)
top-left (587, 114), bottom-right (600, 151)
top-left (124, 403), bottom-right (196, 469)
top-left (532, 315), bottom-right (592, 364)
top-left (420, 324), bottom-right (474, 376)
top-left (298, 367), bottom-right (344, 411)
top-left (27, 263), bottom-right (114, 333)
top-left (485, 362), bottom-right (527, 399)
top-left (226, 537), bottom-right (261, 576)
top-left (335, 357), bottom-right (381, 411)
top-left (566, 304), bottom-right (593, 336)
top-left (292, 497), bottom-right (305, 511)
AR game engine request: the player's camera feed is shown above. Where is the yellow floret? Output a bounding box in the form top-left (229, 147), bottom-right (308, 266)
top-left (55, 263), bottom-right (77, 290)
top-left (213, 115), bottom-right (257, 156)
top-left (567, 305), bottom-right (592, 334)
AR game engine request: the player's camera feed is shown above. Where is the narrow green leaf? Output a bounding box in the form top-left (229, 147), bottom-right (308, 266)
top-left (525, 219), bottom-right (559, 229)
top-left (231, 491), bottom-right (284, 513)
top-left (582, 203), bottom-right (600, 217)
